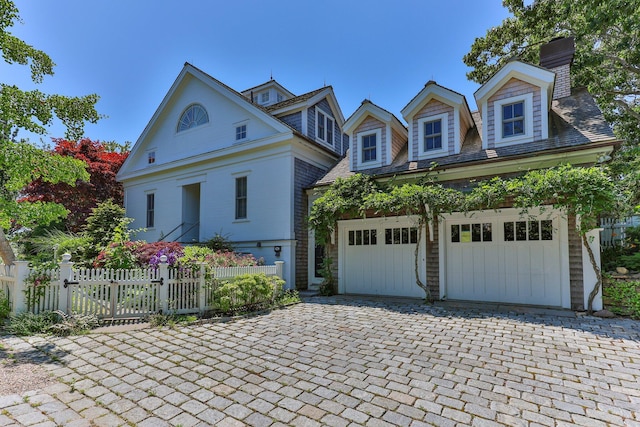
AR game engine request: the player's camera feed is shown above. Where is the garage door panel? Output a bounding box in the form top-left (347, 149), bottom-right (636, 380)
top-left (341, 218), bottom-right (425, 298)
top-left (446, 214), bottom-right (563, 307)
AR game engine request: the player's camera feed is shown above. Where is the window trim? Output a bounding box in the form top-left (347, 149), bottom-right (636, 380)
top-left (494, 93), bottom-right (534, 145)
top-left (235, 176), bottom-right (248, 220)
top-left (417, 113), bottom-right (449, 157)
top-left (316, 108), bottom-right (335, 146)
top-left (177, 103), bottom-right (209, 133)
top-left (356, 128), bottom-right (382, 168)
top-left (235, 124), bottom-right (247, 141)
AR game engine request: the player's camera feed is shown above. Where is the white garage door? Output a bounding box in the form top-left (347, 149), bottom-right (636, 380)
top-left (339, 217), bottom-right (426, 298)
top-left (444, 211), bottom-right (564, 306)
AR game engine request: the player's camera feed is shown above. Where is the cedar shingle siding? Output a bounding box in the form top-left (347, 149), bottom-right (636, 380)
top-left (411, 99), bottom-right (455, 157)
top-left (294, 158), bottom-right (328, 289)
top-left (486, 78), bottom-right (542, 147)
top-left (568, 215), bottom-right (585, 310)
top-left (279, 112), bottom-right (302, 132)
top-left (353, 116), bottom-right (386, 169)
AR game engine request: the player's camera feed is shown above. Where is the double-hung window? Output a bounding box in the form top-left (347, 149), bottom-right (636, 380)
top-left (502, 101), bottom-right (524, 138)
top-left (146, 193), bottom-right (155, 228)
top-left (417, 113), bottom-right (448, 157)
top-left (316, 109), bottom-right (334, 145)
top-left (235, 177), bottom-right (247, 220)
top-left (423, 119), bottom-right (442, 151)
top-left (236, 124), bottom-right (247, 141)
top-left (362, 133), bottom-right (377, 162)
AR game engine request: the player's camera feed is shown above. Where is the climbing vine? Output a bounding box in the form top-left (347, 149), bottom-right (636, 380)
top-left (309, 164), bottom-right (618, 312)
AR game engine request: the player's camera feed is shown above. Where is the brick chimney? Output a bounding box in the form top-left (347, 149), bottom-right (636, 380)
top-left (539, 37), bottom-right (575, 99)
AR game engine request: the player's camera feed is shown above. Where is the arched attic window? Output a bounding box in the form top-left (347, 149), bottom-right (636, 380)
top-left (177, 104), bottom-right (209, 132)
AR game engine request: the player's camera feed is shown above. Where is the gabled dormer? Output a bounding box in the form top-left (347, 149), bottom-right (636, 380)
top-left (344, 100), bottom-right (407, 171)
top-left (474, 61), bottom-right (555, 149)
top-left (401, 82), bottom-right (474, 161)
top-left (241, 79), bottom-right (295, 107)
top-left (267, 86), bottom-right (348, 156)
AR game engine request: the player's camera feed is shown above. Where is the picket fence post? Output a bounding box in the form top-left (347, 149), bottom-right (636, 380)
top-left (12, 261), bottom-right (30, 314)
top-left (275, 261), bottom-right (284, 280)
top-left (158, 255), bottom-right (169, 314)
top-left (58, 253), bottom-right (73, 314)
top-left (198, 263), bottom-right (207, 314)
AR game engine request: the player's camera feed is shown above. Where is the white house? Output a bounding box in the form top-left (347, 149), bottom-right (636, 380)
top-left (120, 38), bottom-right (618, 310)
top-left (117, 64), bottom-right (348, 288)
top-left (309, 37), bottom-right (618, 310)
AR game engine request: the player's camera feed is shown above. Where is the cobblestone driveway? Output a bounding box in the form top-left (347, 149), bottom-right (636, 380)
top-left (1, 296), bottom-right (640, 426)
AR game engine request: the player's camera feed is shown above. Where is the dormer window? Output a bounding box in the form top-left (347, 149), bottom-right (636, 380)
top-left (261, 92), bottom-right (270, 104)
top-left (417, 113), bottom-right (449, 157)
top-left (356, 128), bottom-right (382, 168)
top-left (316, 109), bottom-right (334, 145)
top-left (177, 104), bottom-right (209, 132)
top-left (362, 134), bottom-right (377, 162)
top-left (493, 93), bottom-right (533, 144)
top-left (502, 101), bottom-right (524, 138)
top-left (276, 93), bottom-right (284, 103)
top-left (423, 119), bottom-right (442, 151)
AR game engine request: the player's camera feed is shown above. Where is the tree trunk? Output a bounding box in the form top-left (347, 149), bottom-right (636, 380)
top-left (415, 215), bottom-right (432, 302)
top-left (0, 228), bottom-right (16, 265)
top-left (582, 233), bottom-right (601, 314)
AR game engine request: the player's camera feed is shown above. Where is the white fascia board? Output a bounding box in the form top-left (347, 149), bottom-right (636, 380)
top-left (119, 64), bottom-right (291, 178)
top-left (306, 88), bottom-right (346, 125)
top-left (344, 105), bottom-right (387, 134)
top-left (427, 144), bottom-right (616, 182)
top-left (401, 84), bottom-right (465, 121)
top-left (120, 65), bottom-right (191, 176)
top-left (270, 105), bottom-right (305, 117)
top-left (474, 61), bottom-right (555, 106)
top-left (118, 131), bottom-right (295, 182)
top-left (291, 137), bottom-right (342, 169)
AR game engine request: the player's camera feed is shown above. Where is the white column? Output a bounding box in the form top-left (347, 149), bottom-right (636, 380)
top-left (12, 261), bottom-right (30, 314)
top-left (198, 263), bottom-right (207, 313)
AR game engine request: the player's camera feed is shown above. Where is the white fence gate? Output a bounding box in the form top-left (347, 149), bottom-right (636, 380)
top-left (0, 254), bottom-right (284, 319)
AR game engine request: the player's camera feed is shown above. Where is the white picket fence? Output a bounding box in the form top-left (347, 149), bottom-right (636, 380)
top-left (0, 254), bottom-right (284, 319)
top-left (600, 216), bottom-right (639, 247)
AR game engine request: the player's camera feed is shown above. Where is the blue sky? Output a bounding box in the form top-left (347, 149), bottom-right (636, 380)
top-left (2, 1), bottom-right (512, 146)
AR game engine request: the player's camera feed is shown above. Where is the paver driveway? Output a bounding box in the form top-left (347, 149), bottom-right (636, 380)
top-left (1, 296), bottom-right (640, 426)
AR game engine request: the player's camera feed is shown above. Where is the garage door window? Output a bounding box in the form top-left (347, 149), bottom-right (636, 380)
top-left (504, 220), bottom-right (553, 241)
top-left (451, 223), bottom-right (492, 243)
top-left (348, 229), bottom-right (377, 246)
top-left (385, 227), bottom-right (418, 245)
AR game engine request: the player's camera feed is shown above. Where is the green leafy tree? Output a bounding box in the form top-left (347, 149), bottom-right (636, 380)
top-left (0, 0), bottom-right (101, 264)
top-left (463, 0), bottom-right (640, 210)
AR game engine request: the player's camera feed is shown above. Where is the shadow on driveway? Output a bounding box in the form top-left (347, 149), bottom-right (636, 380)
top-left (303, 295), bottom-right (640, 342)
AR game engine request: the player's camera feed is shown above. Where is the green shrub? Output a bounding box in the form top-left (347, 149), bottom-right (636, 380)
top-left (276, 290), bottom-right (301, 306)
top-left (212, 273), bottom-right (284, 313)
top-left (603, 279), bottom-right (640, 318)
top-left (47, 311), bottom-right (100, 336)
top-left (619, 253), bottom-right (640, 271)
top-left (7, 311), bottom-right (61, 336)
top-left (204, 232), bottom-right (235, 252)
top-left (0, 290), bottom-right (10, 321)
top-left (7, 310), bottom-right (99, 336)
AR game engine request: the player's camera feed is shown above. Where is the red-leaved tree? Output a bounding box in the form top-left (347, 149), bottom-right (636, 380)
top-left (21, 138), bottom-right (129, 232)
